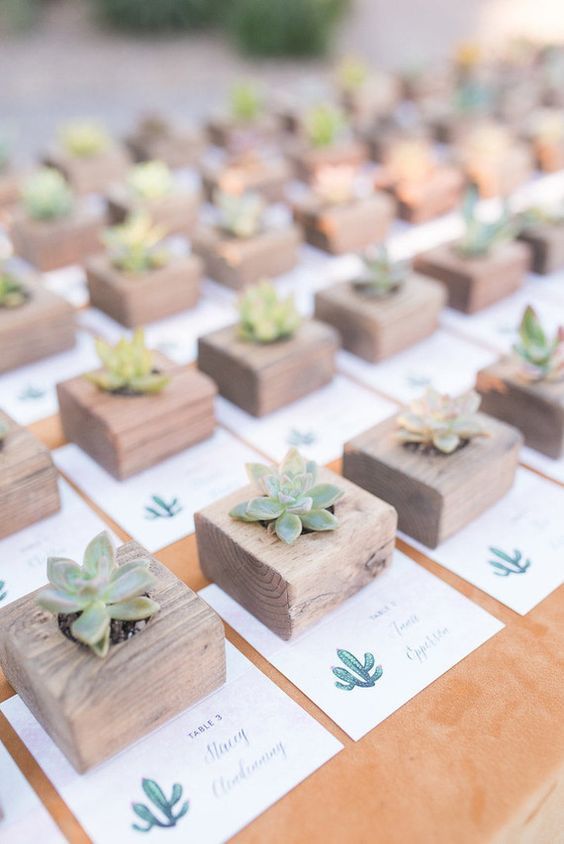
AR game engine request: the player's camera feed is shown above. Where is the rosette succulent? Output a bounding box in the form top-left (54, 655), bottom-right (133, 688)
top-left (513, 305), bottom-right (564, 382)
top-left (104, 213), bottom-right (170, 274)
top-left (215, 189), bottom-right (264, 239)
top-left (22, 168), bottom-right (74, 221)
top-left (353, 246), bottom-right (409, 298)
top-left (36, 531), bottom-right (159, 658)
top-left (127, 160), bottom-right (174, 200)
top-left (238, 280), bottom-right (301, 343)
top-left (229, 448), bottom-right (344, 544)
top-left (60, 120), bottom-right (111, 158)
top-left (0, 256), bottom-right (27, 308)
top-left (231, 81), bottom-right (263, 122)
top-left (304, 103), bottom-right (346, 149)
top-left (86, 329), bottom-right (170, 395)
top-left (337, 56), bottom-right (368, 93)
top-left (456, 187), bottom-right (517, 258)
top-left (397, 388), bottom-right (486, 454)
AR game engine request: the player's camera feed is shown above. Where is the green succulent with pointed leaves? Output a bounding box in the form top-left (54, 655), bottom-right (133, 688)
top-left (231, 81), bottom-right (263, 123)
top-left (230, 448), bottom-right (344, 544)
top-left (36, 531), bottom-right (159, 658)
top-left (127, 160), bottom-right (174, 200)
top-left (60, 120), bottom-right (111, 158)
top-left (86, 329), bottom-right (170, 395)
top-left (397, 388), bottom-right (486, 454)
top-left (455, 187), bottom-right (518, 259)
top-left (238, 280), bottom-right (301, 343)
top-left (353, 246), bottom-right (409, 298)
top-left (0, 270), bottom-right (27, 308)
top-left (215, 189), bottom-right (264, 239)
top-left (513, 305), bottom-right (564, 382)
top-left (104, 213), bottom-right (170, 274)
top-left (22, 167), bottom-right (74, 221)
top-left (304, 103), bottom-right (347, 149)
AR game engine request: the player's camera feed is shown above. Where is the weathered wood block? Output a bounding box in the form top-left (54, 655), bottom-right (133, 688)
top-left (381, 166), bottom-right (465, 224)
top-left (198, 320), bottom-right (338, 416)
top-left (126, 123), bottom-right (205, 168)
top-left (476, 359), bottom-right (564, 459)
top-left (86, 252), bottom-right (202, 327)
top-left (10, 206), bottom-right (104, 272)
top-left (195, 468), bottom-right (397, 639)
top-left (286, 137), bottom-right (369, 181)
top-left (192, 224), bottom-right (301, 290)
top-left (0, 540), bottom-right (226, 772)
top-left (343, 413), bottom-right (522, 548)
top-left (414, 241), bottom-right (530, 314)
top-left (201, 156), bottom-right (293, 204)
top-left (57, 356), bottom-right (216, 479)
top-left (106, 185), bottom-right (201, 239)
top-left (518, 222), bottom-right (564, 275)
top-left (0, 410), bottom-right (61, 540)
top-left (314, 274), bottom-right (446, 362)
top-left (43, 144), bottom-right (130, 195)
top-left (0, 277), bottom-right (75, 373)
top-left (293, 191), bottom-right (394, 254)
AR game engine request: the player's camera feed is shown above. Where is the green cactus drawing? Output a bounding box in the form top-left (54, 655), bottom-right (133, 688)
top-left (144, 495), bottom-right (182, 520)
top-left (332, 649), bottom-right (383, 691)
top-left (488, 547), bottom-right (531, 577)
top-left (286, 428), bottom-right (316, 446)
top-left (406, 372), bottom-right (432, 388)
top-left (131, 778), bottom-right (189, 833)
top-left (18, 384), bottom-right (46, 401)
top-left (0, 581), bottom-right (6, 602)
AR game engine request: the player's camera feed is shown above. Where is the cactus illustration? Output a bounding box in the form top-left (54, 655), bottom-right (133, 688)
top-left (286, 428), bottom-right (316, 446)
top-left (131, 778), bottom-right (189, 832)
top-left (0, 580), bottom-right (6, 602)
top-left (405, 372), bottom-right (432, 388)
top-left (332, 648), bottom-right (383, 691)
top-left (144, 495), bottom-right (182, 520)
top-left (18, 384), bottom-right (46, 401)
top-left (488, 547), bottom-right (531, 577)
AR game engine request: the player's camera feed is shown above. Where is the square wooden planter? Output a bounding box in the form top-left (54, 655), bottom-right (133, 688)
top-left (106, 185), bottom-right (201, 239)
top-left (43, 145), bottom-right (130, 195)
top-left (192, 223), bottom-right (301, 290)
top-left (414, 241), bottom-right (530, 314)
top-left (126, 123), bottom-right (204, 168)
top-left (0, 277), bottom-right (75, 374)
top-left (532, 139), bottom-right (564, 173)
top-left (476, 359), bottom-right (564, 459)
top-left (206, 113), bottom-right (279, 150)
top-left (380, 166), bottom-right (465, 224)
top-left (518, 223), bottom-right (564, 275)
top-left (314, 274), bottom-right (446, 362)
top-left (0, 540), bottom-right (226, 772)
top-left (57, 355), bottom-right (216, 479)
top-left (10, 206), bottom-right (104, 272)
top-left (0, 410), bottom-right (61, 540)
top-left (343, 413), bottom-right (522, 548)
top-left (459, 145), bottom-right (533, 198)
top-left (198, 320), bottom-right (338, 416)
top-left (195, 467), bottom-right (397, 639)
top-left (286, 137), bottom-right (369, 181)
top-left (201, 156), bottom-right (293, 204)
top-left (293, 190), bottom-right (394, 254)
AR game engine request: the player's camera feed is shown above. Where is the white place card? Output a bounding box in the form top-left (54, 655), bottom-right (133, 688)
top-left (216, 375), bottom-right (398, 465)
top-left (43, 265), bottom-right (89, 308)
top-left (521, 446), bottom-right (564, 486)
top-left (54, 429), bottom-right (263, 552)
top-left (2, 645), bottom-right (342, 844)
top-left (405, 468), bottom-right (564, 615)
top-left (202, 552), bottom-right (503, 741)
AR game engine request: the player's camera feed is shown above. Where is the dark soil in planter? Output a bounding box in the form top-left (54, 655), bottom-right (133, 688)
top-left (58, 599), bottom-right (152, 650)
top-left (403, 439), bottom-right (470, 457)
top-left (109, 368), bottom-right (164, 397)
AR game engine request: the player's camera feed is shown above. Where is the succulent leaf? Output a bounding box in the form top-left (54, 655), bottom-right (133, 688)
top-left (36, 588), bottom-right (90, 615)
top-left (397, 388), bottom-right (486, 454)
top-left (70, 601), bottom-right (110, 646)
top-left (0, 269), bottom-right (28, 309)
top-left (299, 509), bottom-right (338, 531)
top-left (22, 168), bottom-right (73, 221)
top-left (104, 213), bottom-right (170, 274)
top-left (275, 511), bottom-right (302, 543)
top-left (304, 103), bottom-right (346, 148)
top-left (231, 81), bottom-right (263, 122)
top-left (60, 120), bottom-right (110, 157)
top-left (86, 329), bottom-right (170, 396)
top-left (456, 187), bottom-right (519, 258)
top-left (127, 160), bottom-right (174, 200)
top-left (215, 189), bottom-right (264, 239)
top-left (238, 280), bottom-right (301, 344)
top-left (108, 596), bottom-right (160, 621)
top-left (513, 305), bottom-right (564, 381)
top-left (353, 246), bottom-right (409, 298)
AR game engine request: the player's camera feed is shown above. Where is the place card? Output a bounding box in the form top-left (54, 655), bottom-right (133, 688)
top-left (202, 552), bottom-right (503, 740)
top-left (2, 645), bottom-right (342, 844)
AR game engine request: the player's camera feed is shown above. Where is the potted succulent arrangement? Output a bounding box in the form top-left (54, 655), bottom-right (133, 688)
top-left (344, 388), bottom-right (522, 548)
top-left (206, 81), bottom-right (279, 151)
top-left (126, 113), bottom-right (205, 168)
top-left (477, 306), bottom-right (564, 459)
top-left (518, 203), bottom-right (564, 274)
top-left (192, 190), bottom-right (301, 290)
top-left (292, 163), bottom-right (395, 254)
top-left (336, 56), bottom-right (400, 131)
top-left (0, 133), bottom-right (20, 208)
top-left (314, 246), bottom-right (446, 362)
top-left (524, 109), bottom-right (564, 172)
top-left (86, 213), bottom-right (202, 327)
top-left (198, 279), bottom-right (338, 416)
top-left (195, 448), bottom-right (397, 639)
top-left (107, 160), bottom-right (201, 239)
top-left (0, 409), bottom-right (61, 540)
top-left (10, 167), bottom-right (104, 271)
top-left (415, 188), bottom-right (530, 313)
top-left (286, 102), bottom-right (369, 180)
top-left (454, 121), bottom-right (533, 198)
top-left (43, 119), bottom-right (130, 195)
top-left (57, 329), bottom-right (216, 479)
top-left (0, 531), bottom-right (226, 772)
top-left (420, 74), bottom-right (493, 145)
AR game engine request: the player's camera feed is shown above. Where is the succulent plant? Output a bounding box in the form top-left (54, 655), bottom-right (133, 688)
top-left (127, 160), bottom-right (174, 200)
top-left (238, 279), bottom-right (301, 343)
top-left (215, 189), bottom-right (264, 239)
top-left (59, 120), bottom-right (111, 157)
top-left (230, 448), bottom-right (344, 544)
top-left (455, 187), bottom-right (518, 258)
top-left (304, 103), bottom-right (346, 149)
top-left (231, 81), bottom-right (263, 122)
top-left (353, 246), bottom-right (409, 298)
top-left (22, 167), bottom-right (74, 221)
top-left (0, 420), bottom-right (8, 446)
top-left (104, 213), bottom-right (170, 274)
top-left (397, 388), bottom-right (486, 454)
top-left (337, 56), bottom-right (368, 92)
top-left (86, 329), bottom-right (170, 395)
top-left (0, 135), bottom-right (10, 173)
top-left (312, 164), bottom-right (358, 205)
top-left (36, 531), bottom-right (159, 658)
top-left (513, 305), bottom-right (564, 382)
top-left (0, 271), bottom-right (27, 308)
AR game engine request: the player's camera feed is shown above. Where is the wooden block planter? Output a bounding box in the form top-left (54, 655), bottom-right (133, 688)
top-left (57, 355), bottom-right (216, 479)
top-left (10, 205), bottom-right (104, 272)
top-left (195, 468), bottom-right (397, 639)
top-left (126, 123), bottom-right (204, 169)
top-left (343, 413), bottom-right (522, 548)
top-left (518, 223), bottom-right (564, 275)
top-left (532, 139), bottom-right (564, 173)
top-left (477, 359), bottom-right (564, 459)
top-left (414, 241), bottom-right (530, 314)
top-left (201, 156), bottom-right (293, 204)
top-left (314, 274), bottom-right (446, 362)
top-left (198, 320), bottom-right (338, 416)
top-left (0, 277), bottom-right (75, 374)
top-left (293, 190), bottom-right (394, 254)
top-left (0, 410), bottom-right (61, 540)
top-left (192, 224), bottom-right (301, 291)
top-left (0, 540), bottom-right (226, 772)
top-left (380, 166), bottom-right (465, 224)
top-left (44, 145), bottom-right (130, 195)
top-left (106, 185), bottom-right (200, 240)
top-left (286, 137), bottom-right (369, 181)
top-left (206, 114), bottom-right (279, 151)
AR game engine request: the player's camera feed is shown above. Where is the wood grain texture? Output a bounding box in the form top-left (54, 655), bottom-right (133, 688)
top-left (477, 359), bottom-right (564, 459)
top-left (286, 137), bottom-right (369, 180)
top-left (293, 191), bottom-right (394, 254)
top-left (383, 166), bottom-right (465, 224)
top-left (10, 206), bottom-right (104, 272)
top-left (0, 540), bottom-right (226, 772)
top-left (0, 409), bottom-right (60, 540)
top-left (43, 145), bottom-right (130, 195)
top-left (414, 240), bottom-right (530, 313)
top-left (86, 252), bottom-right (202, 327)
top-left (518, 222), bottom-right (564, 274)
top-left (343, 412), bottom-right (522, 548)
top-left (198, 320), bottom-right (338, 416)
top-left (201, 156), bottom-right (293, 203)
top-left (126, 125), bottom-right (205, 168)
top-left (314, 274), bottom-right (446, 362)
top-left (57, 355), bottom-right (216, 479)
top-left (0, 277), bottom-right (76, 373)
top-left (192, 224), bottom-right (301, 290)
top-left (106, 185), bottom-right (201, 239)
top-left (195, 467), bottom-right (397, 639)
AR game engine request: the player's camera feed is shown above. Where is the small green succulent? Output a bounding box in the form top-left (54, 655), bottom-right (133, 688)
top-left (36, 531), bottom-right (159, 658)
top-left (215, 189), bottom-right (264, 239)
top-left (0, 135), bottom-right (10, 173)
top-left (86, 329), bottom-right (170, 395)
top-left (455, 188), bottom-right (518, 259)
top-left (513, 305), bottom-right (564, 382)
top-left (0, 267), bottom-right (27, 308)
top-left (22, 167), bottom-right (74, 221)
top-left (397, 388), bottom-right (486, 454)
top-left (304, 103), bottom-right (346, 149)
top-left (337, 56), bottom-right (368, 93)
top-left (127, 160), bottom-right (174, 200)
top-left (230, 448), bottom-right (344, 544)
top-left (0, 420), bottom-right (8, 445)
top-left (231, 81), bottom-right (263, 123)
top-left (59, 120), bottom-right (111, 158)
top-left (353, 246), bottom-right (409, 298)
top-left (104, 213), bottom-right (170, 274)
top-left (238, 280), bottom-right (301, 343)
